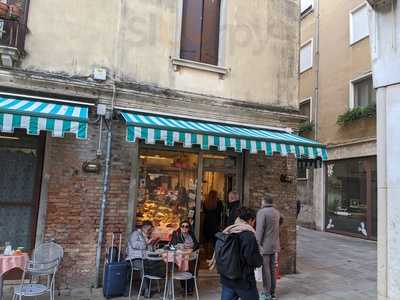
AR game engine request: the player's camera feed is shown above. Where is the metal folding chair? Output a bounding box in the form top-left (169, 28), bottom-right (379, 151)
top-left (137, 252), bottom-right (168, 300)
top-left (12, 242), bottom-right (63, 300)
top-left (128, 258), bottom-right (143, 299)
top-left (13, 258), bottom-right (59, 300)
top-left (171, 250), bottom-right (200, 300)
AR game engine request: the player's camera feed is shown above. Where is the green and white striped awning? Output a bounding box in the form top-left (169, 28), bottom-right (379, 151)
top-left (0, 96), bottom-right (89, 139)
top-left (121, 111), bottom-right (327, 161)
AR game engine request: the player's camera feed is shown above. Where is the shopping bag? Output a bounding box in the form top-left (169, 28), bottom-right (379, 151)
top-left (254, 266), bottom-right (263, 282)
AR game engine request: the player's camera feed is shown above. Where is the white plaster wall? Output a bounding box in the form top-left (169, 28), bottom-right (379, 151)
top-left (369, 4), bottom-right (400, 299)
top-left (312, 166), bottom-right (325, 231)
top-left (22, 0), bottom-right (299, 108)
top-left (376, 84), bottom-right (400, 300)
top-left (327, 140), bottom-right (376, 161)
top-left (369, 5), bottom-right (400, 88)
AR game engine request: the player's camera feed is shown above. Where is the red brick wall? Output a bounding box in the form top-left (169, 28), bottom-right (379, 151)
top-left (44, 122), bottom-right (133, 290)
top-left (247, 153), bottom-right (297, 274)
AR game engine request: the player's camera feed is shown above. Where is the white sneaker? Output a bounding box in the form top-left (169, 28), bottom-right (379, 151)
top-left (260, 292), bottom-right (272, 300)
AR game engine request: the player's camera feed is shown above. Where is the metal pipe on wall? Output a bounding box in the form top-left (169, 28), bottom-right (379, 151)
top-left (94, 84), bottom-right (116, 287)
top-left (314, 0), bottom-right (320, 141)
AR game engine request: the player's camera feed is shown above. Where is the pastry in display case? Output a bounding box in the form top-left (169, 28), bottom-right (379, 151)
top-left (136, 150), bottom-right (198, 241)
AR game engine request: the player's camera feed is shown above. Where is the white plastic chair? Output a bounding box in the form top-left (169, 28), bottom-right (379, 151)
top-left (171, 250), bottom-right (200, 300)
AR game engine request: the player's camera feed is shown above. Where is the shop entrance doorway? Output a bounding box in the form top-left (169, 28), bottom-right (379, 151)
top-left (200, 171), bottom-right (236, 269)
top-left (198, 154), bottom-right (239, 270)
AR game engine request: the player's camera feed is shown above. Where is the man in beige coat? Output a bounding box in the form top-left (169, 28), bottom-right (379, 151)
top-left (256, 194), bottom-right (281, 300)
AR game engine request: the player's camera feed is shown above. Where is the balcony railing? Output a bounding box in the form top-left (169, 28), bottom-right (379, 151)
top-left (0, 18), bottom-right (26, 54)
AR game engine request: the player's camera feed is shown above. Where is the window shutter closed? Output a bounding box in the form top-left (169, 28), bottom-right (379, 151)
top-left (200, 0), bottom-right (221, 65)
top-left (350, 4), bottom-right (369, 44)
top-left (180, 0), bottom-right (204, 62)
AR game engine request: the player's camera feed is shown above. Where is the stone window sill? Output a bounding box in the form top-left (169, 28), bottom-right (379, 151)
top-left (171, 57), bottom-right (229, 79)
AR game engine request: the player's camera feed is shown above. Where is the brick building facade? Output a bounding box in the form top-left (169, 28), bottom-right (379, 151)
top-left (0, 0), bottom-right (325, 294)
top-left (32, 119), bottom-right (302, 291)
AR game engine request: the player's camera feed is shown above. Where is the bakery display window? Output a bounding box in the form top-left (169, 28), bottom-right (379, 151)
top-left (136, 149), bottom-right (198, 241)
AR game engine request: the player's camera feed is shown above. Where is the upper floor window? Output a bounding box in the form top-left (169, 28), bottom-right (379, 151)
top-left (300, 98), bottom-right (312, 120)
top-left (350, 3), bottom-right (369, 45)
top-left (300, 40), bottom-right (313, 73)
top-left (352, 75), bottom-right (376, 108)
top-left (180, 0), bottom-right (221, 66)
top-left (300, 0), bottom-right (314, 16)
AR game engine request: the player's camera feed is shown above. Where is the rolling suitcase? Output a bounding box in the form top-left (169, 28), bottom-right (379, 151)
top-left (103, 233), bottom-right (128, 299)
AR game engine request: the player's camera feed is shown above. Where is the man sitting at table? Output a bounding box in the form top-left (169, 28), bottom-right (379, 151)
top-left (170, 220), bottom-right (199, 296)
top-left (126, 220), bottom-right (161, 298)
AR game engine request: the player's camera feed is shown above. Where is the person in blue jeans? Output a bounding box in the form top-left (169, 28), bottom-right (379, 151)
top-left (219, 207), bottom-right (263, 300)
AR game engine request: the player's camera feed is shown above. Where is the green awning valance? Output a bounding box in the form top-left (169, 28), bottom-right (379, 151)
top-left (121, 111), bottom-right (327, 161)
top-left (0, 96), bottom-right (89, 139)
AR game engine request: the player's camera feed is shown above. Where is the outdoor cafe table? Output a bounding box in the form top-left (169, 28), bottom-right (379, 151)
top-left (0, 253), bottom-right (29, 300)
top-left (158, 248), bottom-right (192, 272)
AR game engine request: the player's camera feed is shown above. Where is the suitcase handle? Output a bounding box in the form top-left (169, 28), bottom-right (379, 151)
top-left (108, 232), bottom-right (123, 263)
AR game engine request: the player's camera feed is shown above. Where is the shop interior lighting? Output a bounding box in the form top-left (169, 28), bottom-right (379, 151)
top-left (140, 155), bottom-right (171, 161)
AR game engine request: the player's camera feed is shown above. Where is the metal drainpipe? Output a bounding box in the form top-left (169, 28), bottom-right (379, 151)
top-left (314, 0), bottom-right (320, 140)
top-left (95, 84), bottom-right (116, 288)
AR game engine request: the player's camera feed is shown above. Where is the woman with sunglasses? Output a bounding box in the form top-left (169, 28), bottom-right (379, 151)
top-left (170, 220), bottom-right (199, 295)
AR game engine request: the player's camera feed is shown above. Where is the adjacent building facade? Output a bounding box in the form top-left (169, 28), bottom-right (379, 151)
top-left (0, 0), bottom-right (327, 292)
top-left (298, 0), bottom-right (377, 240)
top-left (368, 0), bottom-right (400, 298)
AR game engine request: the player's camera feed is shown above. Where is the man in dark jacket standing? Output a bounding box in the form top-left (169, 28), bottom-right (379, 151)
top-left (256, 195), bottom-right (281, 300)
top-left (219, 207), bottom-right (263, 300)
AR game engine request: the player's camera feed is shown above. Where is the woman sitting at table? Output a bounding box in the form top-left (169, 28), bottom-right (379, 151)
top-left (126, 220), bottom-right (161, 298)
top-left (170, 220), bottom-right (199, 295)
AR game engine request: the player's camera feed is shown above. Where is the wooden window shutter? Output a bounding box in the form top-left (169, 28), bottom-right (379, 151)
top-left (180, 0), bottom-right (204, 62)
top-left (201, 0), bottom-right (221, 65)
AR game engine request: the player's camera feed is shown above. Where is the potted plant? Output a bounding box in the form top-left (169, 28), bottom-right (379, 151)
top-left (9, 4), bottom-right (22, 19)
top-left (0, 2), bottom-right (9, 18)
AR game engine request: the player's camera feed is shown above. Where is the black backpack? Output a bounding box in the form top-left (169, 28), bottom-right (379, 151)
top-left (214, 232), bottom-right (242, 280)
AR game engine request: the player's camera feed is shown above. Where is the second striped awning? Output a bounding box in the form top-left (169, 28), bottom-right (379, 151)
top-left (0, 96), bottom-right (89, 139)
top-left (121, 111), bottom-right (327, 161)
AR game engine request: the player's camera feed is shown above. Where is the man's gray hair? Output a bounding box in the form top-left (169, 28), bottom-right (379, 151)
top-left (261, 194), bottom-right (273, 206)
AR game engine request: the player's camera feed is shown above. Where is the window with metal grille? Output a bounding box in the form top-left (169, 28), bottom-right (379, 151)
top-left (180, 0), bottom-right (221, 66)
top-left (0, 0), bottom-right (29, 53)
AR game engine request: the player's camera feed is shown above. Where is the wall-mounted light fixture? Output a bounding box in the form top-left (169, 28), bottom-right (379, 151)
top-left (82, 160), bottom-right (101, 173)
top-left (280, 174), bottom-right (294, 183)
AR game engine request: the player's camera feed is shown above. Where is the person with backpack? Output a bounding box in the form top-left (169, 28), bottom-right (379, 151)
top-left (256, 195), bottom-right (282, 300)
top-left (215, 207), bottom-right (263, 300)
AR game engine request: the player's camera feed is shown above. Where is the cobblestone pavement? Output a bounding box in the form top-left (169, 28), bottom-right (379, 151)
top-left (276, 227), bottom-right (377, 300)
top-left (2, 227), bottom-right (377, 300)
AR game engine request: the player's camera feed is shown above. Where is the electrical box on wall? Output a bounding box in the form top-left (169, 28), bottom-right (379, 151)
top-left (93, 67), bottom-right (107, 81)
top-left (96, 104), bottom-right (107, 116)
